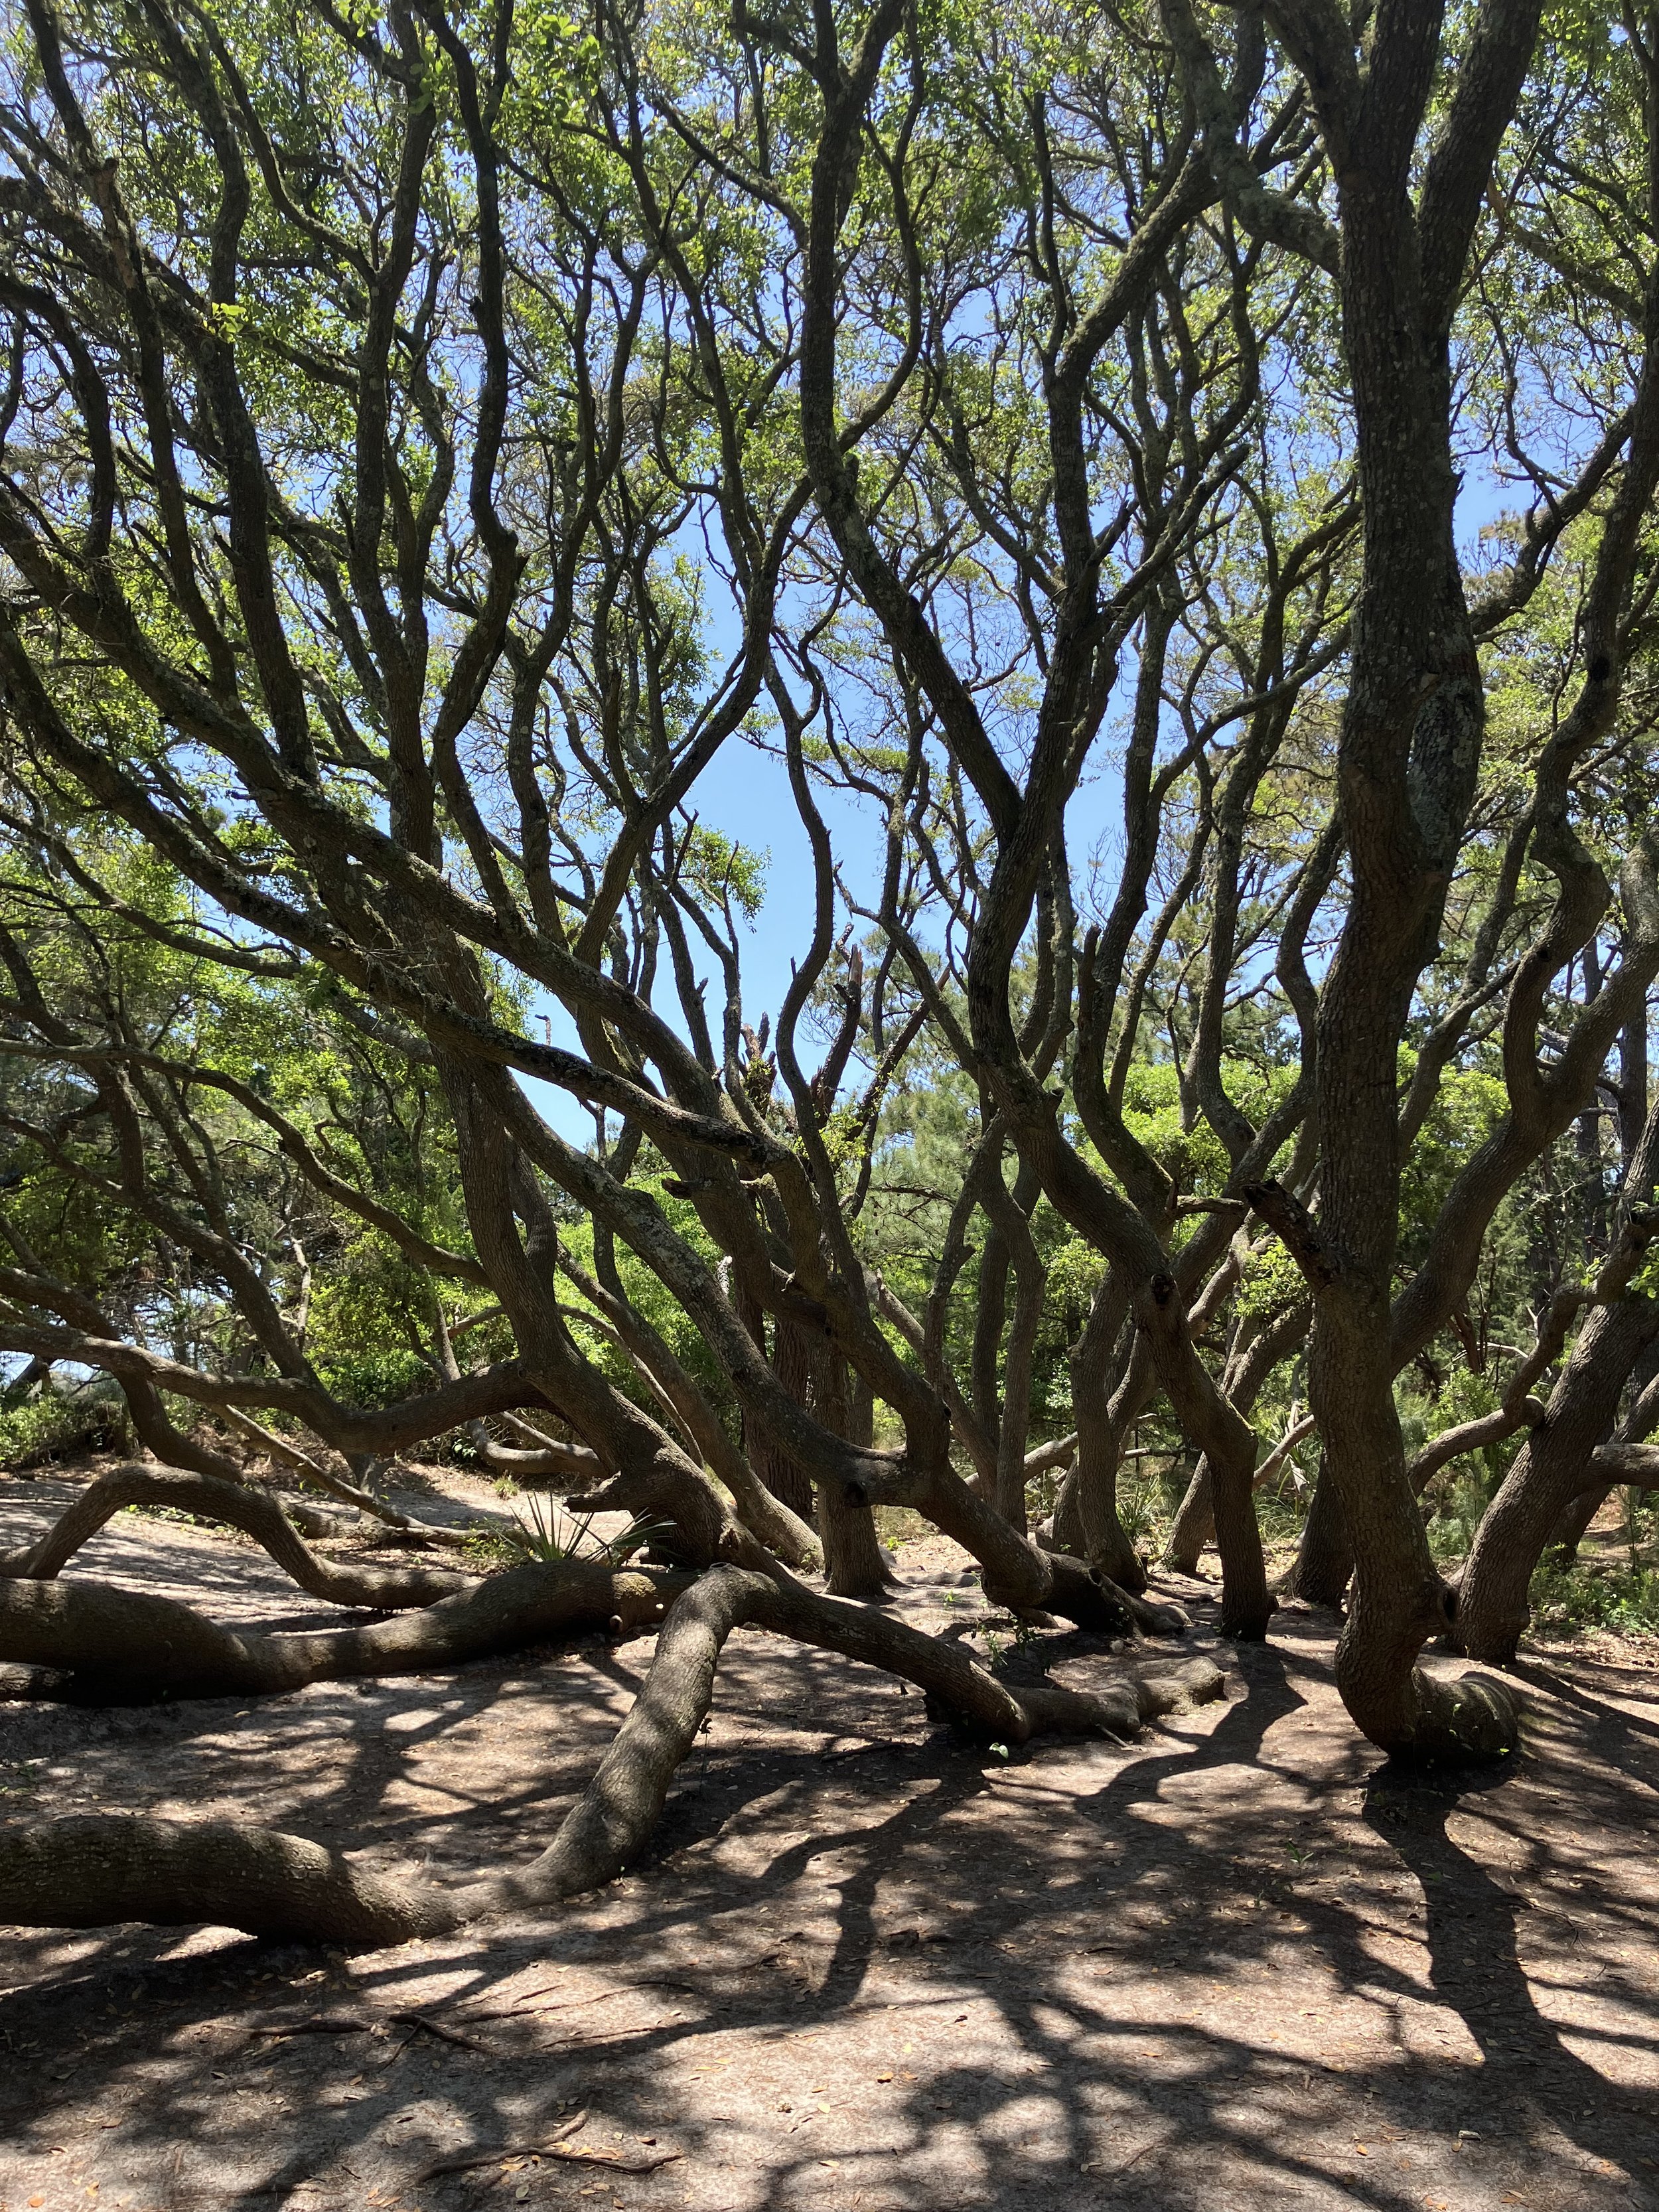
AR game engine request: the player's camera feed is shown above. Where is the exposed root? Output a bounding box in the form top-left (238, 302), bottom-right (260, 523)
top-left (983, 1550), bottom-right (1159, 1637)
top-left (1017, 1654), bottom-right (1225, 1738)
top-left (247, 2010), bottom-right (504, 2055)
top-left (1100, 1577), bottom-right (1191, 1638)
top-left (419, 2126), bottom-right (682, 2181)
top-left (0, 1463), bottom-right (470, 1611)
top-left (1384, 1664), bottom-right (1522, 1763)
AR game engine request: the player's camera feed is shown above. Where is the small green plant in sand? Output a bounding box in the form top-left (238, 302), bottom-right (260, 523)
top-left (466, 1497), bottom-right (674, 1572)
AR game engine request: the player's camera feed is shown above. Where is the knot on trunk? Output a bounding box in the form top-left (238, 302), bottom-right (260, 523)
top-left (1407, 1574), bottom-right (1459, 1634)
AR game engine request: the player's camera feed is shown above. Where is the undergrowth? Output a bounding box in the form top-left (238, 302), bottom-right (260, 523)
top-left (0, 1393), bottom-right (129, 1470)
top-left (1529, 1557), bottom-right (1659, 1639)
top-left (463, 1499), bottom-right (670, 1572)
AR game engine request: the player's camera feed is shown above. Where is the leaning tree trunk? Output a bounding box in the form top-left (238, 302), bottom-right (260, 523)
top-left (1542, 1482), bottom-right (1611, 1564)
top-left (1546, 1335), bottom-right (1659, 1560)
top-left (1455, 1294), bottom-right (1659, 1662)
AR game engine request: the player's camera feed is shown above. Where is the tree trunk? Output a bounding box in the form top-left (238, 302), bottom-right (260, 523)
top-left (0, 1558), bottom-right (675, 1703)
top-left (1050, 1288), bottom-right (1149, 1590)
top-left (817, 1479), bottom-right (892, 1595)
top-left (0, 1816), bottom-right (458, 1949)
top-left (1143, 1277), bottom-right (1270, 1639)
top-left (1279, 1454), bottom-right (1352, 1605)
top-left (812, 1349), bottom-right (892, 1597)
top-left (1310, 1295), bottom-right (1488, 1750)
top-left (0, 1567), bottom-right (1226, 1945)
top-left (1166, 1299), bottom-right (1311, 1572)
top-left (734, 1291), bottom-right (817, 1522)
top-left (1165, 1455), bottom-right (1215, 1576)
top-left (1619, 1003), bottom-right (1650, 1168)
top-left (983, 1151), bottom-right (1045, 1534)
top-left (1455, 1295), bottom-right (1658, 1662)
top-left (1542, 1483), bottom-right (1609, 1564)
top-left (1, 1463), bottom-right (467, 1611)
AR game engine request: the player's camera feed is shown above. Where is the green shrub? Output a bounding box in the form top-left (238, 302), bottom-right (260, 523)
top-left (1529, 1558), bottom-right (1659, 1638)
top-left (1426, 1467), bottom-right (1499, 1564)
top-left (0, 1392), bottom-right (129, 1471)
top-left (312, 1348), bottom-right (431, 1409)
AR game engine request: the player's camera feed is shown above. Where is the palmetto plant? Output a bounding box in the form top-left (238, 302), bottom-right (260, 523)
top-left (502, 1501), bottom-right (674, 1570)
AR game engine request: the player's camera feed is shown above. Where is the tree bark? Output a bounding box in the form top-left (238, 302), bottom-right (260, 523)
top-left (0, 1463), bottom-right (469, 1610)
top-left (0, 1559), bottom-right (673, 1702)
top-left (1455, 1295), bottom-right (1659, 1662)
top-left (0, 1816), bottom-right (459, 1948)
top-left (735, 1289), bottom-right (816, 1524)
top-left (0, 1564), bottom-right (1224, 1945)
top-left (813, 1351), bottom-right (893, 1597)
top-left (1279, 1453), bottom-right (1354, 1606)
top-left (1051, 1291), bottom-right (1150, 1590)
top-left (1166, 1301), bottom-right (1311, 1570)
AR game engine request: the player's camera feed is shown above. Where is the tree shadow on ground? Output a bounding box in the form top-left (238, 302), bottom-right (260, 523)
top-left (0, 1570), bottom-right (1656, 2212)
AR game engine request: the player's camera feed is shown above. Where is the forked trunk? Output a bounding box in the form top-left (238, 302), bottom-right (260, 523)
top-left (1311, 1301), bottom-right (1512, 1758)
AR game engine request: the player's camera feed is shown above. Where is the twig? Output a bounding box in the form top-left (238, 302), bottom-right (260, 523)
top-left (394, 2009), bottom-right (500, 2054)
top-left (1082, 2133), bottom-right (1164, 2179)
top-left (416, 2112), bottom-right (589, 2177)
top-left (417, 2113), bottom-right (684, 2180)
top-left (457, 1977), bottom-right (697, 2022)
top-left (248, 2012), bottom-right (377, 2038)
top-left (248, 2008), bottom-right (503, 2055)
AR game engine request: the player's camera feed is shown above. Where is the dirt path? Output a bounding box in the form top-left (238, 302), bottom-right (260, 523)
top-left (0, 1479), bottom-right (1654, 2211)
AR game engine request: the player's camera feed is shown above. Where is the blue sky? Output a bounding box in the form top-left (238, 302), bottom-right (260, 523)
top-left (521, 460), bottom-right (1532, 1141)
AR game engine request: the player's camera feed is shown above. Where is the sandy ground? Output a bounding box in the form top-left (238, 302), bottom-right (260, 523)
top-left (0, 1466), bottom-right (1654, 2212)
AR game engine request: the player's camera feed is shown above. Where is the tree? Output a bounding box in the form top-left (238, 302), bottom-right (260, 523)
top-left (0, 0), bottom-right (1654, 1943)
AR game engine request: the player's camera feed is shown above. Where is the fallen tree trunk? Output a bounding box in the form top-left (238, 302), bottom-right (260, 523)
top-left (0, 1566), bottom-right (1226, 1945)
top-left (0, 1464), bottom-right (472, 1611)
top-left (0, 1815), bottom-right (460, 1947)
top-left (0, 1557), bottom-right (672, 1700)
